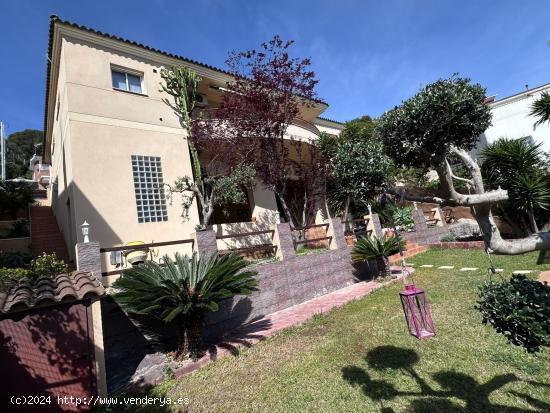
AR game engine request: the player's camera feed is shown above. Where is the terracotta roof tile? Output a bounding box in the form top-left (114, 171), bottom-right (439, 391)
top-left (0, 271), bottom-right (104, 315)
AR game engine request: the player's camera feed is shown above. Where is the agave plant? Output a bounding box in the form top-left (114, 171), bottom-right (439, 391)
top-left (111, 252), bottom-right (257, 360)
top-left (351, 235), bottom-right (402, 279)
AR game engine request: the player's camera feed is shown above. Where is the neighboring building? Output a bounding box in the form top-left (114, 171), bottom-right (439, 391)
top-left (29, 154), bottom-right (50, 189)
top-left (472, 82), bottom-right (550, 158)
top-left (42, 16), bottom-right (343, 275)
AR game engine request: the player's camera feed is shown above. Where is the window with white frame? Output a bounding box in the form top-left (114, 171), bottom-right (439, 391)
top-left (131, 155), bottom-right (168, 223)
top-left (112, 68), bottom-right (144, 94)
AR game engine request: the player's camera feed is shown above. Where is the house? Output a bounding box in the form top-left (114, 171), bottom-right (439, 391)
top-left (29, 154), bottom-right (50, 189)
top-left (42, 16), bottom-right (343, 280)
top-left (472, 82), bottom-right (550, 158)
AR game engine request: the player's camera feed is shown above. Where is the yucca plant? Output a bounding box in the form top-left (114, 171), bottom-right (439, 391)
top-left (111, 252), bottom-right (257, 360)
top-left (481, 137), bottom-right (550, 233)
top-left (530, 90), bottom-right (550, 127)
top-left (351, 235), bottom-right (402, 279)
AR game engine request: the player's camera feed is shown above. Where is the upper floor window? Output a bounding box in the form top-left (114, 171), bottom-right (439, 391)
top-left (111, 68), bottom-right (144, 94)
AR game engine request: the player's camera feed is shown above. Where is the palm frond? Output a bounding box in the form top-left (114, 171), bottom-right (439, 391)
top-left (351, 235), bottom-right (403, 263)
top-left (530, 91), bottom-right (550, 127)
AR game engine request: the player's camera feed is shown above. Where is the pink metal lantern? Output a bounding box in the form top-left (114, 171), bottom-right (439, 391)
top-left (399, 284), bottom-right (436, 339)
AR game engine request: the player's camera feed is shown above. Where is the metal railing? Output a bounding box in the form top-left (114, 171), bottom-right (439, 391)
top-left (216, 229), bottom-right (277, 257)
top-left (291, 222), bottom-right (332, 250)
top-left (342, 217), bottom-right (372, 238)
top-left (99, 238), bottom-right (195, 277)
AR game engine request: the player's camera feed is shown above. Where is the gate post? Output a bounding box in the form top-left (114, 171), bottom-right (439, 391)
top-left (75, 241), bottom-right (102, 282)
top-left (194, 229), bottom-right (218, 256)
top-left (75, 241), bottom-right (107, 397)
top-left (367, 213), bottom-right (383, 237)
top-left (273, 223), bottom-right (296, 260)
top-left (327, 218), bottom-right (347, 249)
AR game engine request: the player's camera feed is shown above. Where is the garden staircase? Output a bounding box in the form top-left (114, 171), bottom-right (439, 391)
top-left (30, 205), bottom-right (71, 264)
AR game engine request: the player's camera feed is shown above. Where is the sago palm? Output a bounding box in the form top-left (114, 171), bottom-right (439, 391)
top-left (352, 235), bottom-right (402, 279)
top-left (111, 252), bottom-right (257, 360)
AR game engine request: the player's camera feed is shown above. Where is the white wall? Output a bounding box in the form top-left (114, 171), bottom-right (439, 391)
top-left (476, 85), bottom-right (550, 156)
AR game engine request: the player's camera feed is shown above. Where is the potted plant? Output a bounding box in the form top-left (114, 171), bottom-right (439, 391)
top-left (351, 234), bottom-right (403, 279)
top-left (111, 252), bottom-right (257, 360)
top-left (344, 230), bottom-right (355, 246)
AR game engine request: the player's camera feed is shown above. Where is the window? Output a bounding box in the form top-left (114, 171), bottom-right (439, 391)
top-left (131, 155), bottom-right (168, 223)
top-left (112, 68), bottom-right (143, 94)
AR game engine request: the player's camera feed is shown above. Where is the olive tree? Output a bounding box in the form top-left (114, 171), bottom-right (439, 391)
top-left (377, 75), bottom-right (550, 254)
top-left (318, 115), bottom-right (392, 218)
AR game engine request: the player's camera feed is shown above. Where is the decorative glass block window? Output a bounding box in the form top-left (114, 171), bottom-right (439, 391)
top-left (112, 68), bottom-right (143, 94)
top-left (131, 155), bottom-right (168, 223)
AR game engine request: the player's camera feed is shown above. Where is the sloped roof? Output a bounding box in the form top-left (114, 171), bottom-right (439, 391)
top-left (316, 116), bottom-right (345, 125)
top-left (0, 271), bottom-right (104, 315)
top-left (43, 15), bottom-right (329, 156)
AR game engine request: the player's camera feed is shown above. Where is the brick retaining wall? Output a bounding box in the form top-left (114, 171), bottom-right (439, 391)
top-left (428, 241), bottom-right (485, 250)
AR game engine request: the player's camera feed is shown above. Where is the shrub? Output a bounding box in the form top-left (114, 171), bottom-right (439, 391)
top-left (29, 253), bottom-right (68, 277)
top-left (0, 180), bottom-right (35, 220)
top-left (0, 251), bottom-right (32, 269)
top-left (111, 252), bottom-right (257, 360)
top-left (477, 274), bottom-right (550, 352)
top-left (352, 235), bottom-right (403, 279)
top-left (0, 267), bottom-right (31, 289)
top-left (6, 219), bottom-right (30, 238)
top-left (440, 234), bottom-right (457, 242)
top-left (0, 253), bottom-right (68, 291)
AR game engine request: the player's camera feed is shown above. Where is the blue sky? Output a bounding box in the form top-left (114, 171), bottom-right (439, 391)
top-left (1, 0), bottom-right (550, 136)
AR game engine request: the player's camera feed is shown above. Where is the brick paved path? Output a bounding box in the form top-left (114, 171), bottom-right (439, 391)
top-left (175, 267), bottom-right (411, 377)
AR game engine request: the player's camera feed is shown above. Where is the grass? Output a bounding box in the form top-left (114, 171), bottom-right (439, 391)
top-left (120, 249), bottom-right (550, 412)
top-left (295, 245), bottom-right (328, 256)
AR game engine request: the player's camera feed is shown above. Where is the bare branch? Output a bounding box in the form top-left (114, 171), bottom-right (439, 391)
top-left (387, 188), bottom-right (448, 205)
top-left (445, 159), bottom-right (474, 186)
top-left (388, 186), bottom-right (508, 207)
top-left (450, 145), bottom-right (485, 192)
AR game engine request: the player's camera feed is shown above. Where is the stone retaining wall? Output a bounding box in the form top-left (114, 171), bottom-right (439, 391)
top-left (204, 246), bottom-right (373, 338)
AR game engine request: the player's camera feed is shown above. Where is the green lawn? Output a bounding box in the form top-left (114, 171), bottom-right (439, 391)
top-left (138, 249), bottom-right (550, 412)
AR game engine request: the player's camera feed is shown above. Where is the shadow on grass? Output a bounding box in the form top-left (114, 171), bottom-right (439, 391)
top-left (342, 345), bottom-right (550, 413)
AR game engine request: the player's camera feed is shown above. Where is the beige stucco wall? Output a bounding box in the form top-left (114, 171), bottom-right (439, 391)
top-left (49, 38), bottom-right (79, 259)
top-left (48, 35), bottom-right (200, 268)
top-left (313, 122), bottom-right (343, 136)
top-left (212, 183), bottom-right (280, 250)
top-left (46, 29), bottom-right (341, 270)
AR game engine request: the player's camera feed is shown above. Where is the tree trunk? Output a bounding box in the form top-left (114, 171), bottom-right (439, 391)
top-left (395, 147), bottom-right (550, 255)
top-left (376, 256), bottom-right (392, 279)
top-left (343, 196), bottom-right (351, 221)
top-left (474, 204), bottom-right (550, 254)
top-left (527, 209), bottom-right (539, 234)
top-left (276, 192), bottom-right (296, 228)
top-left (176, 316), bottom-right (205, 361)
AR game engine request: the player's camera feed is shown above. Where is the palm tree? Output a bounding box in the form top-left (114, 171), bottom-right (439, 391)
top-left (530, 91), bottom-right (550, 127)
top-left (111, 252), bottom-right (257, 360)
top-left (351, 235), bottom-right (402, 279)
